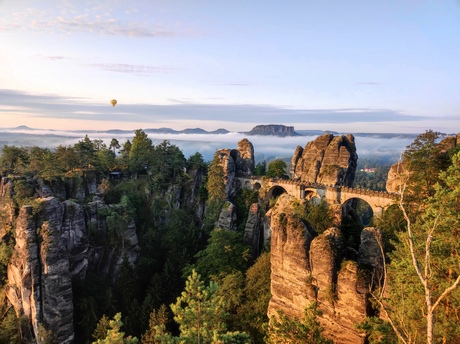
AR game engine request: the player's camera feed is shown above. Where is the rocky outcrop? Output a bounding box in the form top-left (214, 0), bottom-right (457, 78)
top-left (233, 138), bottom-right (255, 177)
top-left (216, 201), bottom-right (237, 231)
top-left (0, 176), bottom-right (15, 235)
top-left (267, 194), bottom-right (382, 344)
top-left (7, 198), bottom-right (75, 343)
top-left (246, 124), bottom-right (300, 137)
top-left (291, 134), bottom-right (357, 187)
top-left (2, 176), bottom-right (140, 343)
top-left (244, 203), bottom-right (262, 261)
top-left (267, 194), bottom-right (317, 320)
top-left (217, 139), bottom-right (255, 198)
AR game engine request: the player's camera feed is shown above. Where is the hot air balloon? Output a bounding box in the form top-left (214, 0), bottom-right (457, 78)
top-left (110, 99), bottom-right (117, 107)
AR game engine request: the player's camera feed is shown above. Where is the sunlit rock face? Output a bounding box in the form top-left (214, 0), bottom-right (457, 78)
top-left (7, 198), bottom-right (75, 344)
top-left (291, 134), bottom-right (357, 187)
top-left (267, 194), bottom-right (385, 344)
top-left (217, 138), bottom-right (255, 198)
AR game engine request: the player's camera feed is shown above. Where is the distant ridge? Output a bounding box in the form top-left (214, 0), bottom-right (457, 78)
top-left (144, 127), bottom-right (230, 135)
top-left (13, 125), bottom-right (35, 130)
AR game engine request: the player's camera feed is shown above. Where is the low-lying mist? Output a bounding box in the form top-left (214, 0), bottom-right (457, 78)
top-left (0, 128), bottom-right (416, 163)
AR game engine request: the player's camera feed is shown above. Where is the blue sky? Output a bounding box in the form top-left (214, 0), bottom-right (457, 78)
top-left (1, 0), bottom-right (459, 133)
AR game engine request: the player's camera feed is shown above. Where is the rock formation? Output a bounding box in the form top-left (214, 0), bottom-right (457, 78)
top-left (1, 176), bottom-right (140, 343)
top-left (291, 134), bottom-right (357, 187)
top-left (217, 138), bottom-right (255, 198)
top-left (246, 124), bottom-right (300, 137)
top-left (243, 203), bottom-right (262, 261)
top-left (267, 194), bottom-right (383, 344)
top-left (216, 201), bottom-right (237, 231)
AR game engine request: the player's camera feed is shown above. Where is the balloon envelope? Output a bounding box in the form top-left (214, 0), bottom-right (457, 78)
top-left (110, 99), bottom-right (117, 107)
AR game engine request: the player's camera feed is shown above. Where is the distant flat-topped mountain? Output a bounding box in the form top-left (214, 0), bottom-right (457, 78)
top-left (245, 124), bottom-right (300, 137)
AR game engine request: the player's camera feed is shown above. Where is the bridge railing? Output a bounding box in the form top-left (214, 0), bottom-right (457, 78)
top-left (242, 177), bottom-right (398, 199)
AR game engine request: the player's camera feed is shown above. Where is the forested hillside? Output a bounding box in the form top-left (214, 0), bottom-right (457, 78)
top-left (0, 130), bottom-right (459, 344)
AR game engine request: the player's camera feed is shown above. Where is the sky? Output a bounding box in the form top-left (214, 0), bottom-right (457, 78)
top-left (1, 0), bottom-right (459, 133)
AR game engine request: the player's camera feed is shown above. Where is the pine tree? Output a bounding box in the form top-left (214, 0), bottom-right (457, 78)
top-left (171, 270), bottom-right (227, 343)
top-left (167, 270), bottom-right (250, 343)
top-left (141, 305), bottom-right (170, 344)
top-left (92, 315), bottom-right (110, 341)
top-left (129, 129), bottom-right (153, 175)
top-left (93, 313), bottom-right (138, 344)
top-left (267, 303), bottom-right (333, 344)
top-left (206, 153), bottom-right (226, 203)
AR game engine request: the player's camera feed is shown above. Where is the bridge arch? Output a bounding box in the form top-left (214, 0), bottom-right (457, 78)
top-left (342, 197), bottom-right (374, 227)
top-left (302, 188), bottom-right (322, 205)
top-left (266, 185), bottom-right (288, 208)
top-left (340, 191), bottom-right (395, 219)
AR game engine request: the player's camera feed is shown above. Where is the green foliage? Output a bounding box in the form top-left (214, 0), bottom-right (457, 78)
top-left (265, 159), bottom-right (288, 179)
top-left (37, 323), bottom-right (56, 344)
top-left (354, 162), bottom-right (391, 191)
top-left (0, 231), bottom-right (15, 286)
top-left (119, 140), bottom-right (132, 170)
top-left (73, 273), bottom-right (115, 343)
top-left (138, 207), bottom-right (206, 312)
top-left (74, 135), bottom-right (96, 169)
top-left (105, 195), bottom-right (134, 249)
top-left (187, 152), bottom-right (207, 171)
top-left (237, 252), bottom-right (271, 343)
top-left (253, 161), bottom-right (266, 176)
top-left (93, 314), bottom-right (110, 341)
top-left (215, 272), bottom-right (245, 331)
top-left (167, 270), bottom-right (250, 344)
top-left (0, 145), bottom-right (29, 175)
top-left (233, 188), bottom-right (259, 232)
top-left (356, 317), bottom-right (397, 344)
top-left (129, 129), bottom-right (154, 175)
top-left (150, 140), bottom-right (187, 190)
top-left (303, 199), bottom-right (334, 234)
top-left (110, 138), bottom-right (121, 154)
top-left (171, 270), bottom-right (227, 342)
top-left (376, 146), bottom-right (460, 343)
top-left (267, 303), bottom-right (333, 344)
top-left (0, 307), bottom-right (21, 344)
top-left (0, 135), bottom-right (121, 180)
top-left (141, 304), bottom-right (170, 344)
top-left (403, 130), bottom-right (451, 201)
top-left (114, 256), bottom-right (137, 318)
top-left (206, 153), bottom-right (226, 203)
top-left (93, 313), bottom-right (138, 344)
top-left (193, 229), bottom-right (250, 281)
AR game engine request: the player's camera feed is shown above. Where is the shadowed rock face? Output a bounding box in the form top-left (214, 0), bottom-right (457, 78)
top-left (216, 201), bottom-right (237, 231)
top-left (244, 203), bottom-right (262, 261)
top-left (291, 134), bottom-right (357, 187)
top-left (267, 194), bottom-right (383, 344)
top-left (1, 177), bottom-right (140, 343)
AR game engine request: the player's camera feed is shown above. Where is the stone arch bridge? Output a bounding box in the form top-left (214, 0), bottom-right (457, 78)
top-left (238, 177), bottom-right (398, 218)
